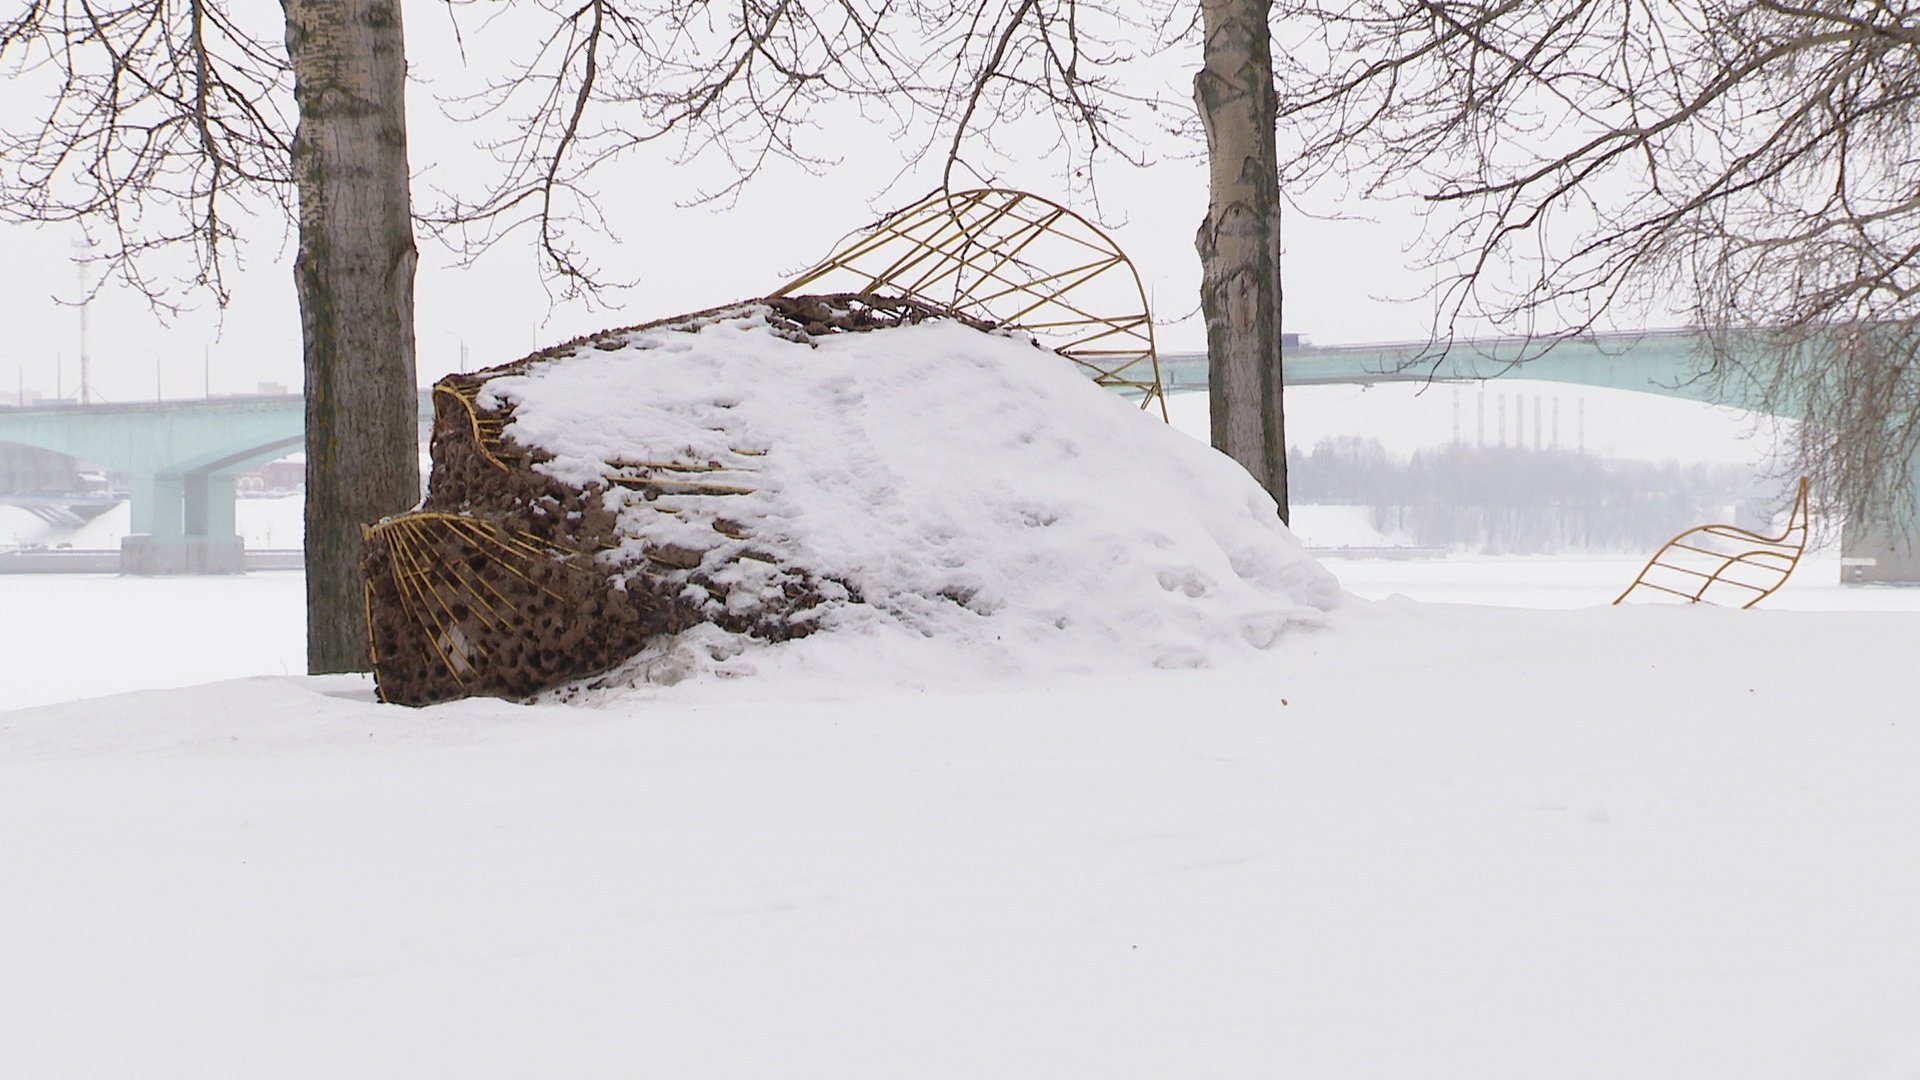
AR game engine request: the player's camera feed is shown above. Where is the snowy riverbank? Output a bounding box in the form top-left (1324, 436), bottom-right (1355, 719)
top-left (2, 587), bottom-right (1917, 1077)
top-left (5, 561), bottom-right (1920, 1078)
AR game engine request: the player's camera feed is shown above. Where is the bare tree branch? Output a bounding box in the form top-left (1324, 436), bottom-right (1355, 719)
top-left (421, 0), bottom-right (1183, 302)
top-left (0, 0), bottom-right (295, 310)
top-left (1271, 0), bottom-right (1920, 523)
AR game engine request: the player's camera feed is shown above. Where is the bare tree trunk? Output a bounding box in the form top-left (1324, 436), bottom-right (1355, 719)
top-left (1195, 0), bottom-right (1288, 522)
top-left (282, 0), bottom-right (420, 673)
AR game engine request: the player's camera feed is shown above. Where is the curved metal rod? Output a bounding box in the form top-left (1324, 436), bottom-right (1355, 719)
top-left (432, 383), bottom-right (512, 473)
top-left (773, 188), bottom-right (1167, 420)
top-left (1614, 477), bottom-right (1810, 608)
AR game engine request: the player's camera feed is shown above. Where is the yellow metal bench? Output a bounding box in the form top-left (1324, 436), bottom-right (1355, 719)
top-left (1614, 477), bottom-right (1810, 608)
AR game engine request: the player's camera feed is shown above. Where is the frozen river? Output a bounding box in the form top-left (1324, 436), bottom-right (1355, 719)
top-left (2, 553), bottom-right (1915, 713)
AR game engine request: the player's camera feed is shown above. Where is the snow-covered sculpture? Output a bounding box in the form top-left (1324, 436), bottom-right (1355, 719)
top-left (362, 293), bottom-right (1338, 706)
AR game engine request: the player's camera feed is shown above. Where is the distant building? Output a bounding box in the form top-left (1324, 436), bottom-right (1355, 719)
top-left (237, 458), bottom-right (304, 494)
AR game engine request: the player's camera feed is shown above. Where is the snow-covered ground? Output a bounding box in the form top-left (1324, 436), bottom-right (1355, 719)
top-left (5, 568), bottom-right (1920, 1078)
top-left (4, 354), bottom-right (1919, 1077)
top-left (3, 554), bottom-right (1914, 712)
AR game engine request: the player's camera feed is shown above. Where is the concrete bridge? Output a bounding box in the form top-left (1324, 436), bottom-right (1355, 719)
top-left (0, 395), bottom-right (307, 571)
top-left (1, 329), bottom-right (1913, 579)
top-left (1163, 327), bottom-right (1773, 406)
top-left (0, 393), bottom-right (430, 573)
top-left (1164, 328), bottom-right (1915, 582)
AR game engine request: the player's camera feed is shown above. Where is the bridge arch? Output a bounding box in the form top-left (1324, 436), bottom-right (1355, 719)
top-left (0, 396), bottom-right (305, 570)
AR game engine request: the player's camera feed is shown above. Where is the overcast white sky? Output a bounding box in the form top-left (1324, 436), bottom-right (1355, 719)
top-left (0, 3), bottom-right (1447, 406)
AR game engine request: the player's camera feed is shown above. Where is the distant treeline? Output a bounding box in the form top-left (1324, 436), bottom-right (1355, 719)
top-left (1290, 437), bottom-right (1788, 553)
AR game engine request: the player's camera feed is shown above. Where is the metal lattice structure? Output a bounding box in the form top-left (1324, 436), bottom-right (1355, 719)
top-left (1614, 477), bottom-right (1811, 608)
top-left (773, 188), bottom-right (1168, 419)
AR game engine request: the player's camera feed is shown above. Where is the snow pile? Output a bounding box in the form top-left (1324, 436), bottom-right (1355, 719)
top-left (475, 305), bottom-right (1340, 685)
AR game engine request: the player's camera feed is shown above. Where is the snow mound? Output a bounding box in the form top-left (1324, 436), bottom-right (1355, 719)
top-left (476, 304), bottom-right (1341, 687)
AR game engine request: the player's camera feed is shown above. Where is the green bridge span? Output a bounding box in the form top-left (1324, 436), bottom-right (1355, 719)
top-left (0, 393), bottom-right (429, 573)
top-left (1, 329), bottom-right (1913, 580)
top-left (1163, 327), bottom-right (1779, 408)
top-left (1164, 329), bottom-right (1917, 581)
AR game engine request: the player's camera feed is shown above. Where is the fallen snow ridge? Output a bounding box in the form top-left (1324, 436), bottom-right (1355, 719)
top-left (474, 304), bottom-right (1342, 687)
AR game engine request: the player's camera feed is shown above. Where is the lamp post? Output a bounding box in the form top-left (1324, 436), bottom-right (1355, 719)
top-left (71, 238), bottom-right (92, 406)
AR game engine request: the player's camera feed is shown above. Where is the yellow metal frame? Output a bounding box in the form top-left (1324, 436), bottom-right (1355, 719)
top-left (432, 383), bottom-right (512, 472)
top-left (1614, 477), bottom-right (1811, 608)
top-left (772, 188), bottom-right (1169, 420)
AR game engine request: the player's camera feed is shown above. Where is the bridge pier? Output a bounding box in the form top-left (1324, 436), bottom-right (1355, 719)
top-left (0, 395), bottom-right (323, 575)
top-left (1840, 468), bottom-right (1920, 585)
top-left (128, 473), bottom-right (182, 536)
top-left (120, 533), bottom-right (244, 574)
top-left (182, 471), bottom-right (238, 539)
top-left (122, 469), bottom-right (244, 574)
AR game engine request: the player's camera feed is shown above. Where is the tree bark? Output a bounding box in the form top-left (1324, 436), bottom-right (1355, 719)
top-left (282, 0), bottom-right (420, 673)
top-left (1195, 0), bottom-right (1288, 522)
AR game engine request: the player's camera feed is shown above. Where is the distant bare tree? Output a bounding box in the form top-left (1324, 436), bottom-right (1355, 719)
top-left (1269, 0), bottom-right (1920, 524)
